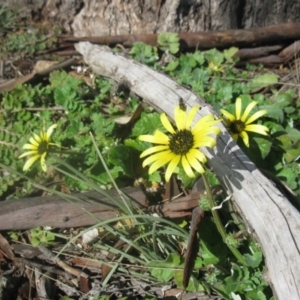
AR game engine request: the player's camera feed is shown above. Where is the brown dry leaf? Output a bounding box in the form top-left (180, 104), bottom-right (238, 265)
top-left (33, 60), bottom-right (58, 73)
top-left (0, 233), bottom-right (15, 260)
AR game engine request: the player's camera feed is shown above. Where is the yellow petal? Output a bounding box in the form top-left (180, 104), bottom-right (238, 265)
top-left (186, 106), bottom-right (200, 128)
top-left (240, 131), bottom-right (249, 147)
top-left (181, 155), bottom-right (195, 178)
top-left (245, 110), bottom-right (267, 125)
top-left (139, 130), bottom-right (169, 144)
top-left (241, 101), bottom-right (257, 122)
top-left (33, 133), bottom-right (42, 143)
top-left (235, 97), bottom-right (242, 120)
top-left (22, 143), bottom-right (38, 150)
top-left (174, 106), bottom-right (186, 130)
top-left (40, 152), bottom-right (47, 172)
top-left (165, 155), bottom-right (181, 182)
top-left (148, 152), bottom-right (176, 174)
top-left (19, 150), bottom-right (39, 158)
top-left (46, 124), bottom-right (57, 138)
top-left (194, 136), bottom-right (217, 148)
top-left (29, 136), bottom-right (39, 147)
top-left (142, 150), bottom-right (170, 166)
top-left (220, 109), bottom-right (235, 122)
top-left (23, 155), bottom-right (40, 171)
top-left (193, 126), bottom-right (221, 138)
top-left (189, 148), bottom-right (207, 164)
top-left (140, 145), bottom-right (169, 158)
top-left (245, 124), bottom-right (269, 135)
top-left (186, 150), bottom-right (205, 174)
top-left (193, 117), bottom-right (221, 133)
top-left (160, 113), bottom-right (175, 134)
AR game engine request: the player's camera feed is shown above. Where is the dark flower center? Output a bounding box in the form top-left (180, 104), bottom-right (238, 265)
top-left (38, 141), bottom-right (48, 155)
top-left (230, 120), bottom-right (245, 134)
top-left (169, 129), bottom-right (194, 155)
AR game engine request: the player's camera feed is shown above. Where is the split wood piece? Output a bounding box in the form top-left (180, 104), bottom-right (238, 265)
top-left (0, 187), bottom-right (203, 231)
top-left (75, 42), bottom-right (300, 300)
top-left (0, 187), bottom-right (147, 231)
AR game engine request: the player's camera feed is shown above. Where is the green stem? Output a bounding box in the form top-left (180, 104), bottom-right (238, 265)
top-left (202, 173), bottom-right (247, 266)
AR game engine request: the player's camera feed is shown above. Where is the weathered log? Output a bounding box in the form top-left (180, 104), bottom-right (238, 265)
top-left (74, 42), bottom-right (300, 300)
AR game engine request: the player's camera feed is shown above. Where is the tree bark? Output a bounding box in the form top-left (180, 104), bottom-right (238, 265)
top-left (75, 42), bottom-right (300, 300)
top-left (71, 0), bottom-right (300, 36)
top-left (1, 0), bottom-right (300, 35)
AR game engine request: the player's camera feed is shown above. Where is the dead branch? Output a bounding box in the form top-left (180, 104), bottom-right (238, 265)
top-left (61, 23), bottom-right (300, 50)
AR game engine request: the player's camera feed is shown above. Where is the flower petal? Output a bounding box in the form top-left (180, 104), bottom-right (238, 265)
top-left (19, 150), bottom-right (39, 158)
top-left (220, 109), bottom-right (235, 122)
top-left (174, 106), bottom-right (186, 130)
top-left (22, 143), bottom-right (38, 150)
top-left (240, 131), bottom-right (249, 147)
top-left (23, 155), bottom-right (40, 171)
top-left (245, 124), bottom-right (269, 135)
top-left (140, 145), bottom-right (169, 158)
top-left (186, 150), bottom-right (205, 173)
top-left (165, 155), bottom-right (181, 182)
top-left (139, 130), bottom-right (169, 144)
top-left (40, 152), bottom-right (47, 172)
top-left (194, 136), bottom-right (217, 148)
top-left (193, 114), bottom-right (221, 131)
top-left (190, 148), bottom-right (207, 164)
top-left (142, 150), bottom-right (171, 167)
top-left (148, 152), bottom-right (176, 174)
top-left (33, 133), bottom-right (42, 143)
top-left (245, 110), bottom-right (267, 125)
top-left (160, 113), bottom-right (175, 134)
top-left (186, 106), bottom-right (200, 128)
top-left (29, 136), bottom-right (39, 147)
top-left (193, 126), bottom-right (221, 139)
top-left (235, 97), bottom-right (242, 120)
top-left (182, 155), bottom-right (195, 178)
top-left (241, 101), bottom-right (257, 122)
top-left (46, 124), bottom-right (57, 139)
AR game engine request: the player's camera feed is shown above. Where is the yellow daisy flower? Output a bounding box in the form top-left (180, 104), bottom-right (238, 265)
top-left (139, 105), bottom-right (221, 182)
top-left (220, 97), bottom-right (269, 147)
top-left (19, 124), bottom-right (58, 172)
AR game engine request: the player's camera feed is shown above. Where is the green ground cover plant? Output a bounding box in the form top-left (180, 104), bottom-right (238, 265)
top-left (1, 30), bottom-right (299, 299)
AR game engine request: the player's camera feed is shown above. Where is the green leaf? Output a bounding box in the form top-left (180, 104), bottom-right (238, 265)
top-left (277, 167), bottom-right (297, 190)
top-left (158, 32), bottom-right (180, 54)
top-left (223, 47), bottom-right (239, 62)
top-left (131, 111), bottom-right (166, 137)
top-left (204, 48), bottom-right (224, 66)
top-left (174, 271), bottom-right (205, 292)
top-left (251, 136), bottom-right (272, 159)
top-left (244, 251), bottom-right (262, 268)
top-left (147, 253), bottom-right (181, 281)
top-left (249, 73), bottom-right (278, 90)
top-left (192, 51), bottom-right (205, 65)
top-left (108, 145), bottom-right (136, 177)
top-left (164, 60), bottom-right (179, 72)
top-left (260, 104), bottom-right (284, 123)
top-left (148, 171), bottom-right (161, 183)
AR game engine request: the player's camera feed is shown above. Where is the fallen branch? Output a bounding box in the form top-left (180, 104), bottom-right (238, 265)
top-left (74, 42), bottom-right (300, 300)
top-left (61, 23), bottom-right (300, 50)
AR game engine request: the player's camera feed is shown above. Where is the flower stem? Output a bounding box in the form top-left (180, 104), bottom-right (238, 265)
top-left (202, 173), bottom-right (247, 266)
